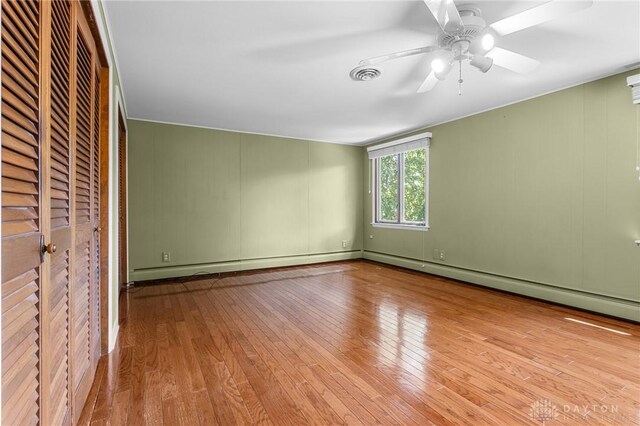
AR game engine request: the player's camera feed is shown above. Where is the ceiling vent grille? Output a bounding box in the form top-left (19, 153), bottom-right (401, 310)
top-left (350, 66), bottom-right (382, 81)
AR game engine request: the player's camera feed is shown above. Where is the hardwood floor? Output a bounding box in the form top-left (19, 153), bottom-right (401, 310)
top-left (79, 260), bottom-right (640, 425)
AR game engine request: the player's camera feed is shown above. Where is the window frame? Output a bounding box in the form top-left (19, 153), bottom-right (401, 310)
top-left (372, 146), bottom-right (429, 231)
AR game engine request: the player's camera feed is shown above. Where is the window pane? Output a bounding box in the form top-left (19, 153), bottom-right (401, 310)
top-left (403, 149), bottom-right (426, 223)
top-left (379, 154), bottom-right (399, 221)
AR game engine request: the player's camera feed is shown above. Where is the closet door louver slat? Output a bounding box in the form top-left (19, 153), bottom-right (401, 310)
top-left (73, 31), bottom-right (92, 221)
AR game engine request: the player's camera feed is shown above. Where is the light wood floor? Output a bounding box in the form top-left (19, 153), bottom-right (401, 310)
top-left (79, 261), bottom-right (640, 425)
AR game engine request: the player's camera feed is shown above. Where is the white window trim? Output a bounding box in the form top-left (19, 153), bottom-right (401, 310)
top-left (367, 132), bottom-right (432, 158)
top-left (370, 135), bottom-right (430, 230)
top-left (371, 222), bottom-right (431, 231)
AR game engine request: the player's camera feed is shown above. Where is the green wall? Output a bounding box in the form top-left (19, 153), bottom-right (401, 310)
top-left (127, 120), bottom-right (363, 281)
top-left (364, 70), bottom-right (640, 321)
top-left (126, 70), bottom-right (639, 321)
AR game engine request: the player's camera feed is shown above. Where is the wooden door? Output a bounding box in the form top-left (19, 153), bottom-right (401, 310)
top-left (48, 0), bottom-right (73, 424)
top-left (1, 0), bottom-right (44, 424)
top-left (70, 9), bottom-right (100, 418)
top-left (2, 0), bottom-right (105, 422)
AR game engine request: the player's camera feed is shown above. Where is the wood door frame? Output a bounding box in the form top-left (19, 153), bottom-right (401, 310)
top-left (118, 107), bottom-right (128, 291)
top-left (98, 67), bottom-right (110, 355)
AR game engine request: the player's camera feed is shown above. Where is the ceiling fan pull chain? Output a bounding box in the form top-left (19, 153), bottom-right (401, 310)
top-left (458, 56), bottom-right (463, 96)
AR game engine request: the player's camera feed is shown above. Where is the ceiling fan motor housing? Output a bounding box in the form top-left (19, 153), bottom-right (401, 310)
top-left (438, 14), bottom-right (487, 52)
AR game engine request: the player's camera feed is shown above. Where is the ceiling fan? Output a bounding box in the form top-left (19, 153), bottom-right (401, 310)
top-left (349, 0), bottom-right (593, 93)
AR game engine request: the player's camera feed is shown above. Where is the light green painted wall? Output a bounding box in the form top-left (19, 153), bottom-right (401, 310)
top-left (128, 120), bottom-right (363, 280)
top-left (126, 71), bottom-right (638, 320)
top-left (364, 71), bottom-right (640, 320)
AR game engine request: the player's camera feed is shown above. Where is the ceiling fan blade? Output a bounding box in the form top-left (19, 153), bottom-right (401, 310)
top-left (359, 46), bottom-right (439, 66)
top-left (417, 71), bottom-right (439, 93)
top-left (489, 0), bottom-right (593, 36)
top-left (423, 0), bottom-right (464, 33)
top-left (487, 47), bottom-right (540, 74)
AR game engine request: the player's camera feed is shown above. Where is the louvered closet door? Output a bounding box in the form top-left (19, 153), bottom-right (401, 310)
top-left (1, 0), bottom-right (43, 425)
top-left (49, 0), bottom-right (73, 424)
top-left (71, 12), bottom-right (99, 417)
top-left (2, 1), bottom-right (104, 424)
top-left (90, 64), bottom-right (101, 364)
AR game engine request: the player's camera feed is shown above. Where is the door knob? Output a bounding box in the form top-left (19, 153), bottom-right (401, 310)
top-left (42, 243), bottom-right (57, 254)
top-left (94, 227), bottom-right (102, 232)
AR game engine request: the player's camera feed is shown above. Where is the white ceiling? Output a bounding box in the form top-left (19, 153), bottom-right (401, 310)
top-left (104, 1), bottom-right (640, 145)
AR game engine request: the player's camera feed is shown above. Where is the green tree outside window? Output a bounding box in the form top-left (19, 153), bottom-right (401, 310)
top-left (380, 154), bottom-right (399, 221)
top-left (403, 149), bottom-right (426, 223)
top-left (376, 148), bottom-right (427, 226)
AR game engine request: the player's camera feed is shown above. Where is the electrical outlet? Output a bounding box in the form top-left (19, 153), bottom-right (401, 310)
top-left (162, 252), bottom-right (170, 262)
top-left (439, 250), bottom-right (446, 261)
top-left (369, 235), bottom-right (374, 239)
top-left (342, 240), bottom-right (347, 248)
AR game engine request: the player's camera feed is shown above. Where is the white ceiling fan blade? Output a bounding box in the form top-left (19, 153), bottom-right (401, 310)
top-left (423, 0), bottom-right (464, 33)
top-left (487, 47), bottom-right (540, 74)
top-left (417, 71), bottom-right (439, 93)
top-left (359, 46), bottom-right (439, 67)
top-left (489, 0), bottom-right (593, 36)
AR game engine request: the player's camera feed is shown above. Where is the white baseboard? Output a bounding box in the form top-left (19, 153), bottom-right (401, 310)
top-left (364, 251), bottom-right (640, 322)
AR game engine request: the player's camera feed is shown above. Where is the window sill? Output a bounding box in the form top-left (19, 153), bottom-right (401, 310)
top-left (371, 223), bottom-right (430, 231)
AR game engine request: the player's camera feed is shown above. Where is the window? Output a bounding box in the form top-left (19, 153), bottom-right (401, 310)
top-left (368, 133), bottom-right (430, 229)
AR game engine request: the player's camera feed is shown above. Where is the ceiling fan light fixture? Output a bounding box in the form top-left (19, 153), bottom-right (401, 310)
top-left (470, 54), bottom-right (493, 73)
top-left (431, 58), bottom-right (452, 80)
top-left (431, 58), bottom-right (445, 73)
top-left (481, 33), bottom-right (495, 51)
top-left (469, 32), bottom-right (495, 55)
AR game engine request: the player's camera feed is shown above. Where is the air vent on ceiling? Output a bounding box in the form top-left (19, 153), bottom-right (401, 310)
top-left (350, 66), bottom-right (382, 82)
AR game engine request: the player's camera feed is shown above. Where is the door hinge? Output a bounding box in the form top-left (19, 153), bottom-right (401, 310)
top-left (40, 234), bottom-right (45, 263)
